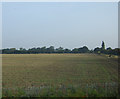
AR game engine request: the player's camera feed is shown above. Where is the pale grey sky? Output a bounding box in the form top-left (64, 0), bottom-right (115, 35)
top-left (2, 2), bottom-right (118, 49)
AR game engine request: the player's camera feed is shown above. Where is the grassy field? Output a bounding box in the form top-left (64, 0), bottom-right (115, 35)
top-left (2, 54), bottom-right (118, 97)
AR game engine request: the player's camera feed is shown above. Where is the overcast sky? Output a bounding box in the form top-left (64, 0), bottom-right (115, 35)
top-left (2, 2), bottom-right (118, 49)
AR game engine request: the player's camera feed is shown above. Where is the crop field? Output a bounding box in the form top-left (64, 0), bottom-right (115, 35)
top-left (2, 54), bottom-right (119, 97)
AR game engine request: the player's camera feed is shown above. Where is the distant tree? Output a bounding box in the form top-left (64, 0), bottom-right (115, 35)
top-left (64, 48), bottom-right (71, 53)
top-left (46, 46), bottom-right (54, 53)
top-left (28, 48), bottom-right (37, 54)
top-left (77, 46), bottom-right (89, 53)
top-left (100, 41), bottom-right (106, 53)
top-left (112, 48), bottom-right (119, 55)
top-left (20, 48), bottom-right (26, 51)
top-left (19, 48), bottom-right (26, 54)
top-left (49, 46), bottom-right (54, 53)
top-left (72, 48), bottom-right (79, 53)
top-left (89, 49), bottom-right (94, 53)
top-left (10, 48), bottom-right (16, 51)
top-left (105, 47), bottom-right (112, 54)
top-left (94, 47), bottom-right (101, 54)
top-left (9, 48), bottom-right (16, 54)
top-left (101, 41), bottom-right (105, 50)
top-left (2, 43), bottom-right (120, 55)
top-left (82, 46), bottom-right (89, 53)
top-left (36, 47), bottom-right (41, 53)
top-left (106, 47), bottom-right (112, 50)
top-left (40, 46), bottom-right (47, 53)
top-left (55, 47), bottom-right (64, 53)
top-left (0, 49), bottom-right (2, 54)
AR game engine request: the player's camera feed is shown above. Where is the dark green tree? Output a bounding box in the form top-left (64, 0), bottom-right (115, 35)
top-left (101, 41), bottom-right (105, 50)
top-left (55, 47), bottom-right (64, 53)
top-left (46, 46), bottom-right (54, 53)
top-left (82, 46), bottom-right (89, 53)
top-left (94, 47), bottom-right (101, 54)
top-left (40, 46), bottom-right (47, 53)
top-left (64, 48), bottom-right (71, 53)
top-left (72, 48), bottom-right (79, 53)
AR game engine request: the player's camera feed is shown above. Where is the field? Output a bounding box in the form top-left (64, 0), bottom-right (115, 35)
top-left (2, 54), bottom-right (119, 97)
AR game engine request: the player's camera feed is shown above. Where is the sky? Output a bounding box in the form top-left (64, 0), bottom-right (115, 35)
top-left (2, 2), bottom-right (118, 50)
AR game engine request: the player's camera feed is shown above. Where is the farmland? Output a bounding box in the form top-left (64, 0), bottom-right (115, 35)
top-left (2, 54), bottom-right (118, 97)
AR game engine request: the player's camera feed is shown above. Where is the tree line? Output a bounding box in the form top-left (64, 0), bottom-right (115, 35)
top-left (1, 41), bottom-right (120, 55)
